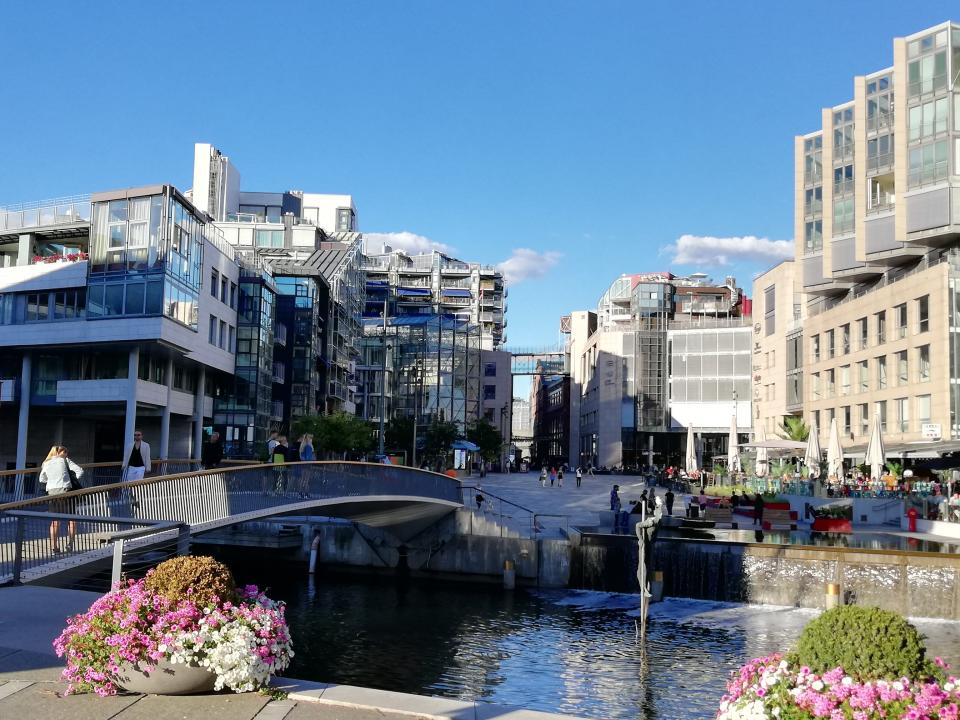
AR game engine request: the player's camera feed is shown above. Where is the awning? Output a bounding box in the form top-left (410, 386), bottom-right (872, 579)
top-left (366, 280), bottom-right (390, 288)
top-left (451, 440), bottom-right (480, 451)
top-left (441, 289), bottom-right (472, 298)
top-left (397, 287), bottom-right (431, 296)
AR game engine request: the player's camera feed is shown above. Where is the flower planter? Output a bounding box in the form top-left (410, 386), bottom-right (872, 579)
top-left (115, 659), bottom-right (216, 695)
top-left (811, 517), bottom-right (853, 533)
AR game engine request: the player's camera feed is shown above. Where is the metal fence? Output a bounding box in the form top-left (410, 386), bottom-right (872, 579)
top-left (460, 485), bottom-right (568, 538)
top-left (0, 462), bottom-right (463, 585)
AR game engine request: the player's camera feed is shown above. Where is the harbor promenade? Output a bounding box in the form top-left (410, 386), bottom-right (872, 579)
top-left (0, 586), bottom-right (585, 720)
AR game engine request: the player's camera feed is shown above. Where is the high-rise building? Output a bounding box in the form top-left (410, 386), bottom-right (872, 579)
top-left (362, 245), bottom-right (506, 350)
top-left (756, 21), bottom-right (960, 454)
top-left (568, 272), bottom-right (751, 469)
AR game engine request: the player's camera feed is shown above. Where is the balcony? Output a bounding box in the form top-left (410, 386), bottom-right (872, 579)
top-left (272, 362), bottom-right (286, 384)
top-left (274, 323), bottom-right (288, 346)
top-left (271, 401), bottom-right (284, 420)
top-left (0, 195), bottom-right (91, 236)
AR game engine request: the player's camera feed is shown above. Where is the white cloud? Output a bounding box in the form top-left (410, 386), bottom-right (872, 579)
top-left (363, 231), bottom-right (453, 255)
top-left (664, 234), bottom-right (793, 267)
top-left (497, 248), bottom-right (562, 285)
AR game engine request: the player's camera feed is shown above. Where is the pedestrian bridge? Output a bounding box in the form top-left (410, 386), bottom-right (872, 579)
top-left (0, 462), bottom-right (464, 586)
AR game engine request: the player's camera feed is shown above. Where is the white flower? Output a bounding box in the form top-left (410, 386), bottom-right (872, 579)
top-left (811, 680), bottom-right (824, 691)
top-left (893, 681), bottom-right (904, 692)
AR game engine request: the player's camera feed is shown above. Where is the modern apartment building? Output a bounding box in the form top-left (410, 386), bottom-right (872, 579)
top-left (568, 273), bottom-right (751, 469)
top-left (362, 244), bottom-right (507, 350)
top-left (762, 21), bottom-right (960, 451)
top-left (0, 186), bottom-right (239, 474)
top-left (191, 143), bottom-right (365, 416)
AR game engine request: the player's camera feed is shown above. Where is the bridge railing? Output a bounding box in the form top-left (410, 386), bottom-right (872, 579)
top-left (0, 458), bottom-right (224, 502)
top-left (1, 510), bottom-right (188, 587)
top-left (0, 462), bottom-right (463, 584)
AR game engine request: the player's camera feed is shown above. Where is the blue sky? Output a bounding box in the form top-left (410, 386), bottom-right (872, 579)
top-left (2, 1), bottom-right (956, 352)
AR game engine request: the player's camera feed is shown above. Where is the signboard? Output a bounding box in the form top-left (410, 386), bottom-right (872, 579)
top-left (921, 423), bottom-right (942, 440)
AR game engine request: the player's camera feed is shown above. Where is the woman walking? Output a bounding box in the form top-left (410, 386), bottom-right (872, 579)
top-left (539, 467), bottom-right (548, 487)
top-left (297, 434), bottom-right (315, 498)
top-left (557, 466), bottom-right (564, 488)
top-left (39, 446), bottom-right (83, 553)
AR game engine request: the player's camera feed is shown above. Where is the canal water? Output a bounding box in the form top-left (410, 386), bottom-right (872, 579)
top-left (241, 570), bottom-right (960, 720)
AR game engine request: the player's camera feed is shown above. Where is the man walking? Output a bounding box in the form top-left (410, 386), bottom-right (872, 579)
top-left (610, 484), bottom-right (622, 532)
top-left (201, 431), bottom-right (223, 469)
top-left (121, 430), bottom-right (151, 482)
top-left (575, 466), bottom-right (582, 488)
top-left (665, 488), bottom-right (675, 516)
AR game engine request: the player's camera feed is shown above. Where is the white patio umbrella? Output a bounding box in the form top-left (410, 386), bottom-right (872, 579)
top-left (727, 415), bottom-right (742, 477)
top-left (754, 426), bottom-right (769, 478)
top-left (685, 424), bottom-right (698, 474)
top-left (864, 412), bottom-right (886, 481)
top-left (804, 420), bottom-right (822, 479)
top-left (827, 417), bottom-right (845, 480)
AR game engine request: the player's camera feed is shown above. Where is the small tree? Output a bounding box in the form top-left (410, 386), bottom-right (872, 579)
top-left (423, 419), bottom-right (461, 467)
top-left (465, 418), bottom-right (503, 463)
top-left (384, 416), bottom-right (415, 461)
top-left (780, 416), bottom-right (810, 442)
top-left (297, 412), bottom-right (375, 459)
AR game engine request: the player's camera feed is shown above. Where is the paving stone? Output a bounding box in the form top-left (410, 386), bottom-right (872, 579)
top-left (285, 701), bottom-right (434, 719)
top-left (0, 648), bottom-right (67, 681)
top-left (253, 698), bottom-right (296, 719)
top-left (306, 684), bottom-right (474, 719)
top-left (0, 680), bottom-right (140, 720)
top-left (0, 679), bottom-right (33, 700)
top-left (112, 691), bottom-right (270, 720)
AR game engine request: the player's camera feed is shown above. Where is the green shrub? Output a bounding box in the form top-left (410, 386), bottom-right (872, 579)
top-left (144, 555), bottom-right (237, 607)
top-left (789, 605), bottom-right (936, 681)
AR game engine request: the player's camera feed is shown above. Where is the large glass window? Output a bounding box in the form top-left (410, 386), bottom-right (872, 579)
top-left (876, 311), bottom-right (886, 344)
top-left (811, 334), bottom-right (820, 363)
top-left (917, 295), bottom-right (929, 333)
top-left (896, 397), bottom-right (910, 433)
top-left (908, 139), bottom-right (949, 187)
top-left (907, 49), bottom-right (947, 97)
top-left (895, 304), bottom-right (908, 339)
top-left (876, 400), bottom-right (887, 432)
top-left (859, 403), bottom-right (869, 435)
top-left (858, 360), bottom-right (869, 392)
top-left (826, 330), bottom-right (835, 359)
top-left (897, 350), bottom-right (908, 385)
top-left (764, 286), bottom-right (775, 336)
top-left (908, 97), bottom-right (949, 141)
top-left (826, 368), bottom-right (836, 397)
top-left (857, 317), bottom-right (868, 349)
top-left (841, 324), bottom-right (850, 354)
top-left (917, 394), bottom-right (931, 423)
top-left (840, 365), bottom-right (850, 395)
top-left (918, 344), bottom-right (930, 382)
top-left (804, 220), bottom-right (822, 252)
top-left (876, 355), bottom-right (887, 389)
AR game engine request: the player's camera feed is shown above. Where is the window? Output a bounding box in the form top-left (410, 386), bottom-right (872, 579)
top-left (229, 326), bottom-right (236, 354)
top-left (857, 318), bottom-right (868, 350)
top-left (483, 385), bottom-right (496, 400)
top-left (907, 49), bottom-right (947, 97)
top-left (917, 394), bottom-right (931, 424)
top-left (763, 286), bottom-right (776, 336)
top-left (811, 372), bottom-right (821, 400)
top-left (768, 350), bottom-right (776, 368)
top-left (804, 220), bottom-right (823, 252)
top-left (804, 186), bottom-right (822, 215)
top-left (811, 334), bottom-right (820, 363)
top-left (896, 397), bottom-right (909, 433)
top-left (876, 356), bottom-right (887, 389)
top-left (908, 140), bottom-right (949, 188)
top-left (220, 276), bottom-right (228, 304)
top-left (858, 360), bottom-right (869, 392)
top-left (826, 369), bottom-right (836, 397)
top-left (255, 229), bottom-right (283, 248)
top-left (484, 362), bottom-right (497, 377)
top-left (230, 282), bottom-right (237, 309)
top-left (841, 324), bottom-right (850, 354)
top-left (839, 365), bottom-right (850, 395)
top-left (859, 403), bottom-right (869, 435)
top-left (897, 350), bottom-right (908, 385)
top-left (219, 320), bottom-right (227, 349)
top-left (908, 97), bottom-right (949, 141)
top-left (812, 410), bottom-right (820, 433)
top-left (875, 400), bottom-right (887, 432)
top-left (209, 315), bottom-right (217, 345)
top-left (826, 330), bottom-right (835, 359)
top-left (876, 311), bottom-right (886, 344)
top-left (917, 295), bottom-right (929, 333)
top-left (833, 195), bottom-right (854, 235)
top-left (895, 304), bottom-right (908, 339)
top-left (211, 269), bottom-right (219, 297)
top-left (918, 345), bottom-right (930, 382)
top-left (842, 406), bottom-right (851, 436)
top-left (826, 407), bottom-right (835, 428)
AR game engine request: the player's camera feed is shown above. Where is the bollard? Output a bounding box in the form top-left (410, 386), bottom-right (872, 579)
top-left (825, 582), bottom-right (841, 609)
top-left (503, 559), bottom-right (516, 590)
top-left (651, 570), bottom-right (664, 603)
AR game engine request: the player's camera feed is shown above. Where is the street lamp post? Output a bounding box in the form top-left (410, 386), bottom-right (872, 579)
top-left (378, 298), bottom-right (388, 457)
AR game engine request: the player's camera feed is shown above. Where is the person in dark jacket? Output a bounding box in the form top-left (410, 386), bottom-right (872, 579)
top-left (665, 489), bottom-right (675, 515)
top-left (753, 493), bottom-right (765, 526)
top-left (201, 432), bottom-right (224, 469)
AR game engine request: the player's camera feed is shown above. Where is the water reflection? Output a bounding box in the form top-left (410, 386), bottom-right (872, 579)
top-left (241, 571), bottom-right (960, 720)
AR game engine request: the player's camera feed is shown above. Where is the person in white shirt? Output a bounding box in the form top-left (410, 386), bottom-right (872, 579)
top-left (121, 430), bottom-right (152, 482)
top-left (39, 445), bottom-right (84, 552)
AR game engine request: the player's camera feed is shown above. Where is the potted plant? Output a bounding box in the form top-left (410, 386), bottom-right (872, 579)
top-left (54, 556), bottom-right (293, 696)
top-left (718, 606), bottom-right (957, 719)
top-left (810, 502), bottom-right (853, 533)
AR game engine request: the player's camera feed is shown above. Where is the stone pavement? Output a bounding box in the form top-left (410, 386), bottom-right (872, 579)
top-left (0, 585), bottom-right (585, 720)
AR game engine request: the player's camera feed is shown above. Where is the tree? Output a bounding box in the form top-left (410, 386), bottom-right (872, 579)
top-left (384, 416), bottom-right (415, 461)
top-left (423, 419), bottom-right (461, 467)
top-left (292, 412), bottom-right (374, 458)
top-left (466, 418), bottom-right (504, 463)
top-left (780, 416), bottom-right (810, 442)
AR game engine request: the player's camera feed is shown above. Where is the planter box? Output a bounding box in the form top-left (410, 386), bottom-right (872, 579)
top-left (812, 517), bottom-right (853, 534)
top-left (115, 659), bottom-right (216, 695)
